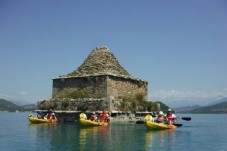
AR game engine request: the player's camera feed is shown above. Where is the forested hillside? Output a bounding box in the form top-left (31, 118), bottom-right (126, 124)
top-left (0, 99), bottom-right (36, 112)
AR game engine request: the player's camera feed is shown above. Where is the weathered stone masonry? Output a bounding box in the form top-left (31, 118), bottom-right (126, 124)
top-left (38, 46), bottom-right (148, 112)
top-left (52, 75), bottom-right (107, 99)
top-left (107, 76), bottom-right (148, 100)
top-left (52, 75), bottom-right (148, 111)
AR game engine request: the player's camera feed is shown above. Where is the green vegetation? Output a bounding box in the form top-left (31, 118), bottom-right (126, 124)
top-left (119, 93), bottom-right (158, 112)
top-left (38, 100), bottom-right (57, 110)
top-left (155, 101), bottom-right (170, 113)
top-left (144, 101), bottom-right (159, 111)
top-left (0, 99), bottom-right (21, 111)
top-left (39, 91), bottom-right (168, 113)
top-left (55, 88), bottom-right (88, 99)
top-left (0, 99), bottom-right (36, 112)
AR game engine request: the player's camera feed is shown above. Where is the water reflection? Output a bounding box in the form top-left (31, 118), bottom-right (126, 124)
top-left (28, 123), bottom-right (77, 151)
top-left (145, 129), bottom-right (176, 150)
top-left (28, 122), bottom-right (177, 151)
top-left (28, 123), bottom-right (58, 150)
top-left (144, 130), bottom-right (153, 150)
top-left (79, 127), bottom-right (98, 150)
top-left (28, 123), bottom-right (58, 137)
top-left (28, 123), bottom-right (111, 151)
top-left (78, 126), bottom-right (109, 151)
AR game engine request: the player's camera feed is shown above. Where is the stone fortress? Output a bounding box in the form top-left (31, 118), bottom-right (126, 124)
top-left (38, 46), bottom-right (158, 121)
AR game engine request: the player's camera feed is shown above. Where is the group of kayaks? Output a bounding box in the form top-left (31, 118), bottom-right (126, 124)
top-left (28, 113), bottom-right (110, 127)
top-left (28, 113), bottom-right (191, 130)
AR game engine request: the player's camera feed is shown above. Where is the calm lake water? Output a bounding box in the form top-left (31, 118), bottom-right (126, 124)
top-left (0, 112), bottom-right (227, 151)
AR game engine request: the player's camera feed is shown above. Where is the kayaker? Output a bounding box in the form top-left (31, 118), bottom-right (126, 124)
top-left (90, 112), bottom-right (98, 122)
top-left (144, 114), bottom-right (154, 122)
top-left (105, 111), bottom-right (110, 123)
top-left (166, 109), bottom-right (176, 124)
top-left (47, 109), bottom-right (53, 119)
top-left (51, 112), bottom-right (57, 120)
top-left (100, 111), bottom-right (108, 122)
top-left (37, 113), bottom-right (42, 119)
top-left (83, 113), bottom-right (87, 120)
top-left (156, 111), bottom-right (167, 124)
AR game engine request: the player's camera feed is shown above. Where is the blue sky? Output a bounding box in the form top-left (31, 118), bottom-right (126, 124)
top-left (0, 0), bottom-right (227, 107)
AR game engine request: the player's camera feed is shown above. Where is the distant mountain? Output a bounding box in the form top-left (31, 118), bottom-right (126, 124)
top-left (207, 97), bottom-right (227, 106)
top-left (185, 100), bottom-right (227, 113)
top-left (21, 104), bottom-right (37, 110)
top-left (173, 105), bottom-right (201, 113)
top-left (0, 99), bottom-right (21, 112)
top-left (0, 99), bottom-right (37, 112)
top-left (10, 99), bottom-right (35, 106)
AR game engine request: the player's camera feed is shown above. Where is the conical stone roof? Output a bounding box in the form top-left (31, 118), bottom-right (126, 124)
top-left (67, 46), bottom-right (136, 79)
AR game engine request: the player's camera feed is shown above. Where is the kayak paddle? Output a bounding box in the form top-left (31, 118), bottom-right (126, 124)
top-left (173, 123), bottom-right (183, 127)
top-left (180, 117), bottom-right (191, 121)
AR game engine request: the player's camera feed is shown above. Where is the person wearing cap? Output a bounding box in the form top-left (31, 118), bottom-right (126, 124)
top-left (51, 112), bottom-right (57, 120)
top-left (166, 109), bottom-right (176, 124)
top-left (156, 111), bottom-right (167, 124)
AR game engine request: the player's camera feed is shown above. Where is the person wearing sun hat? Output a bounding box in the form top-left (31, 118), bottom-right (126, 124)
top-left (166, 108), bottom-right (177, 124)
top-left (155, 111), bottom-right (167, 123)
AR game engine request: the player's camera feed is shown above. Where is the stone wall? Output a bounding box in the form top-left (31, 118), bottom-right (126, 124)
top-left (107, 76), bottom-right (148, 101)
top-left (37, 97), bottom-right (149, 113)
top-left (49, 46), bottom-right (149, 112)
top-left (51, 75), bottom-right (148, 112)
top-left (53, 75), bottom-right (147, 101)
top-left (52, 76), bottom-right (107, 98)
top-left (38, 98), bottom-right (109, 111)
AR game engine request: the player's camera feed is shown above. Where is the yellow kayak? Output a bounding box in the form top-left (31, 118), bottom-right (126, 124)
top-left (79, 113), bottom-right (110, 127)
top-left (145, 121), bottom-right (177, 130)
top-left (28, 116), bottom-right (57, 124)
top-left (79, 119), bottom-right (110, 127)
top-left (144, 114), bottom-right (177, 130)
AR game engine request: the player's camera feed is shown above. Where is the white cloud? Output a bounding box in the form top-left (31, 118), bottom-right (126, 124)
top-left (149, 88), bottom-right (227, 107)
top-left (19, 91), bottom-right (28, 96)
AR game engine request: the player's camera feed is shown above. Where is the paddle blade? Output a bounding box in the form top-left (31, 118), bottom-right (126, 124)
top-left (136, 120), bottom-right (145, 124)
top-left (181, 117), bottom-right (191, 121)
top-left (173, 123), bottom-right (183, 127)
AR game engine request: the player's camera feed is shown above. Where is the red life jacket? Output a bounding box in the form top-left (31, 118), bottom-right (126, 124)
top-left (167, 113), bottom-right (174, 121)
top-left (47, 112), bottom-right (52, 119)
top-left (100, 113), bottom-right (107, 120)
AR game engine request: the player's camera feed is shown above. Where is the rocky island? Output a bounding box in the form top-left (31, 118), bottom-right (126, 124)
top-left (37, 46), bottom-right (159, 121)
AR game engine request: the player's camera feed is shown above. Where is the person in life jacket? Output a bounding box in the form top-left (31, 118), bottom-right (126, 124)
top-left (156, 111), bottom-right (167, 124)
top-left (51, 112), bottom-right (57, 120)
top-left (47, 109), bottom-right (53, 119)
top-left (100, 111), bottom-right (109, 122)
top-left (90, 112), bottom-right (98, 122)
top-left (166, 109), bottom-right (176, 124)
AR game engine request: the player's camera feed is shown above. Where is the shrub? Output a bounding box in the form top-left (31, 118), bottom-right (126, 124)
top-left (55, 88), bottom-right (88, 99)
top-left (118, 93), bottom-right (156, 112)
